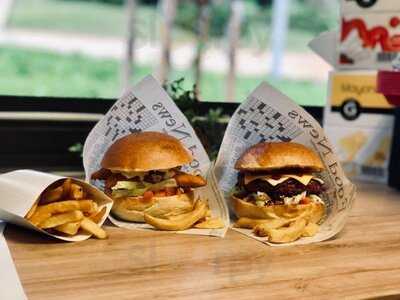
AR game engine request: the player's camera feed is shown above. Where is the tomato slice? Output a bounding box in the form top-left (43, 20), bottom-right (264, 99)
top-left (300, 197), bottom-right (311, 205)
top-left (154, 190), bottom-right (167, 197)
top-left (165, 187), bottom-right (177, 196)
top-left (143, 190), bottom-right (154, 201)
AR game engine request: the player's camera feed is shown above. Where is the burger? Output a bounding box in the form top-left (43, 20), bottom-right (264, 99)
top-left (90, 131), bottom-right (207, 223)
top-left (232, 142), bottom-right (326, 242)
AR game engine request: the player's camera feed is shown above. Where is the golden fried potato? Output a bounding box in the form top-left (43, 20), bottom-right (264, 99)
top-left (194, 217), bottom-right (224, 229)
top-left (80, 218), bottom-right (107, 239)
top-left (302, 222), bottom-right (319, 237)
top-left (61, 178), bottom-right (72, 199)
top-left (70, 183), bottom-right (85, 200)
top-left (236, 217), bottom-right (291, 230)
top-left (55, 221), bottom-right (81, 236)
top-left (89, 207), bottom-right (107, 224)
top-left (255, 218), bottom-right (307, 243)
top-left (39, 210), bottom-right (84, 229)
top-left (144, 200), bottom-right (207, 231)
top-left (40, 186), bottom-right (64, 204)
top-left (28, 210), bottom-right (52, 227)
top-left (25, 201), bottom-right (38, 219)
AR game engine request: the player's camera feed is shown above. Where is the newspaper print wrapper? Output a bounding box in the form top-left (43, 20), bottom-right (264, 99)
top-left (83, 75), bottom-right (229, 237)
top-left (215, 82), bottom-right (356, 246)
top-left (0, 170), bottom-right (113, 242)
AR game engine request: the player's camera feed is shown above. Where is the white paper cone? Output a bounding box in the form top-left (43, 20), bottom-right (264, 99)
top-left (0, 170), bottom-right (113, 242)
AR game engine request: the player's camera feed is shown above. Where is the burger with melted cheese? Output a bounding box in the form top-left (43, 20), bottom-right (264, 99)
top-left (232, 142), bottom-right (326, 225)
top-left (91, 131), bottom-right (206, 223)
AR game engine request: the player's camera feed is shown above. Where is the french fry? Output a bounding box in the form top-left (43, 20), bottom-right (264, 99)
top-left (235, 217), bottom-right (291, 230)
top-left (255, 218), bottom-right (307, 243)
top-left (55, 221), bottom-right (81, 236)
top-left (76, 200), bottom-right (97, 213)
top-left (145, 200), bottom-right (207, 231)
top-left (70, 183), bottom-right (85, 200)
top-left (39, 210), bottom-right (84, 229)
top-left (28, 210), bottom-right (52, 227)
top-left (24, 177), bottom-right (109, 240)
top-left (302, 222), bottom-right (319, 237)
top-left (89, 207), bottom-right (107, 224)
top-left (90, 201), bottom-right (98, 214)
top-left (194, 217), bottom-right (224, 229)
top-left (80, 218), bottom-right (107, 239)
top-left (37, 200), bottom-right (81, 215)
top-left (61, 178), bottom-right (72, 199)
top-left (25, 201), bottom-right (38, 219)
top-left (40, 186), bottom-right (63, 204)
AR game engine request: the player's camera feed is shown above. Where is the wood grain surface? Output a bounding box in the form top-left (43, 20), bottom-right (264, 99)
top-left (5, 182), bottom-right (400, 300)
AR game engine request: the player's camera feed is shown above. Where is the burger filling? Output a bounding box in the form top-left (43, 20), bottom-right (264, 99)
top-left (91, 168), bottom-right (206, 200)
top-left (233, 172), bottom-right (326, 206)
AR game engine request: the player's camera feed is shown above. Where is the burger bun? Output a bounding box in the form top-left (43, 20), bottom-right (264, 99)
top-left (101, 131), bottom-right (192, 172)
top-left (234, 142), bottom-right (324, 172)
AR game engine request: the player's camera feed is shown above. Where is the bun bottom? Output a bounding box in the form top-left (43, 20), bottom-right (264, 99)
top-left (232, 195), bottom-right (324, 223)
top-left (111, 192), bottom-right (194, 222)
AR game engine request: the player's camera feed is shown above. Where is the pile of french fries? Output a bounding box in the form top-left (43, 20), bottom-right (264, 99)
top-left (144, 199), bottom-right (224, 231)
top-left (234, 203), bottom-right (324, 243)
top-left (25, 179), bottom-right (107, 239)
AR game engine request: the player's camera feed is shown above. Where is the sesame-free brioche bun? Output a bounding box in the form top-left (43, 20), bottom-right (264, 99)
top-left (232, 195), bottom-right (324, 224)
top-left (111, 192), bottom-right (194, 222)
top-left (234, 142), bottom-right (324, 172)
top-left (101, 131), bottom-right (192, 172)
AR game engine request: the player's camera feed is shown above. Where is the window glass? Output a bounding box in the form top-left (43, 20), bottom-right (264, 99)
top-left (0, 0), bottom-right (338, 105)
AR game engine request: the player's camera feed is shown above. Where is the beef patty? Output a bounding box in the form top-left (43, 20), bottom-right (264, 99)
top-left (244, 178), bottom-right (325, 200)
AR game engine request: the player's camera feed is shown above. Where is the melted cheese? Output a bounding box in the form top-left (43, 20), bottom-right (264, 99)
top-left (244, 173), bottom-right (324, 186)
top-left (112, 170), bottom-right (147, 180)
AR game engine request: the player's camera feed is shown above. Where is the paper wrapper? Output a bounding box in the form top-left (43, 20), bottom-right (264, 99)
top-left (83, 75), bottom-right (229, 237)
top-left (310, 10), bottom-right (400, 70)
top-left (0, 170), bottom-right (113, 242)
top-left (341, 0), bottom-right (398, 14)
top-left (324, 71), bottom-right (394, 183)
top-left (0, 222), bottom-right (27, 299)
top-left (339, 13), bottom-right (400, 70)
top-left (214, 82), bottom-right (356, 246)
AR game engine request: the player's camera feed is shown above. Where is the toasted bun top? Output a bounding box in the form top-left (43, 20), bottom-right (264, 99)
top-left (101, 131), bottom-right (192, 172)
top-left (234, 142), bottom-right (324, 172)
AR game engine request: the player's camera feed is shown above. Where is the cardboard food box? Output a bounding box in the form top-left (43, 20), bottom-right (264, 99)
top-left (324, 71), bottom-right (394, 183)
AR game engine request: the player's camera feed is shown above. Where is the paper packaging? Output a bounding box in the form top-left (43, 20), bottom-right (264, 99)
top-left (214, 82), bottom-right (356, 246)
top-left (339, 13), bottom-right (400, 70)
top-left (310, 1), bottom-right (400, 70)
top-left (325, 71), bottom-right (394, 183)
top-left (0, 222), bottom-right (27, 300)
top-left (341, 0), bottom-right (400, 13)
top-left (83, 75), bottom-right (229, 237)
top-left (0, 170), bottom-right (113, 242)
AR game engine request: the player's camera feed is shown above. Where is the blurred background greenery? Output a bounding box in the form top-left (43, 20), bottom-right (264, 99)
top-left (1, 0), bottom-right (337, 105)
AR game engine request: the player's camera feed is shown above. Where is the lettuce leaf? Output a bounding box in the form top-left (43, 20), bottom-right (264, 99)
top-left (111, 179), bottom-right (177, 198)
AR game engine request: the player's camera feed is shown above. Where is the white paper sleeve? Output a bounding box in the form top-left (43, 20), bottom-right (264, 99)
top-left (215, 82), bottom-right (356, 246)
top-left (83, 75), bottom-right (229, 237)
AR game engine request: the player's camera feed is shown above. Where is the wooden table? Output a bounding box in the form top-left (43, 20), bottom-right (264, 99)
top-left (5, 182), bottom-right (400, 299)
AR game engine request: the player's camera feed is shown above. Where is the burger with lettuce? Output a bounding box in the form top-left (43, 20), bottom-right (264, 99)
top-left (91, 131), bottom-right (206, 223)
